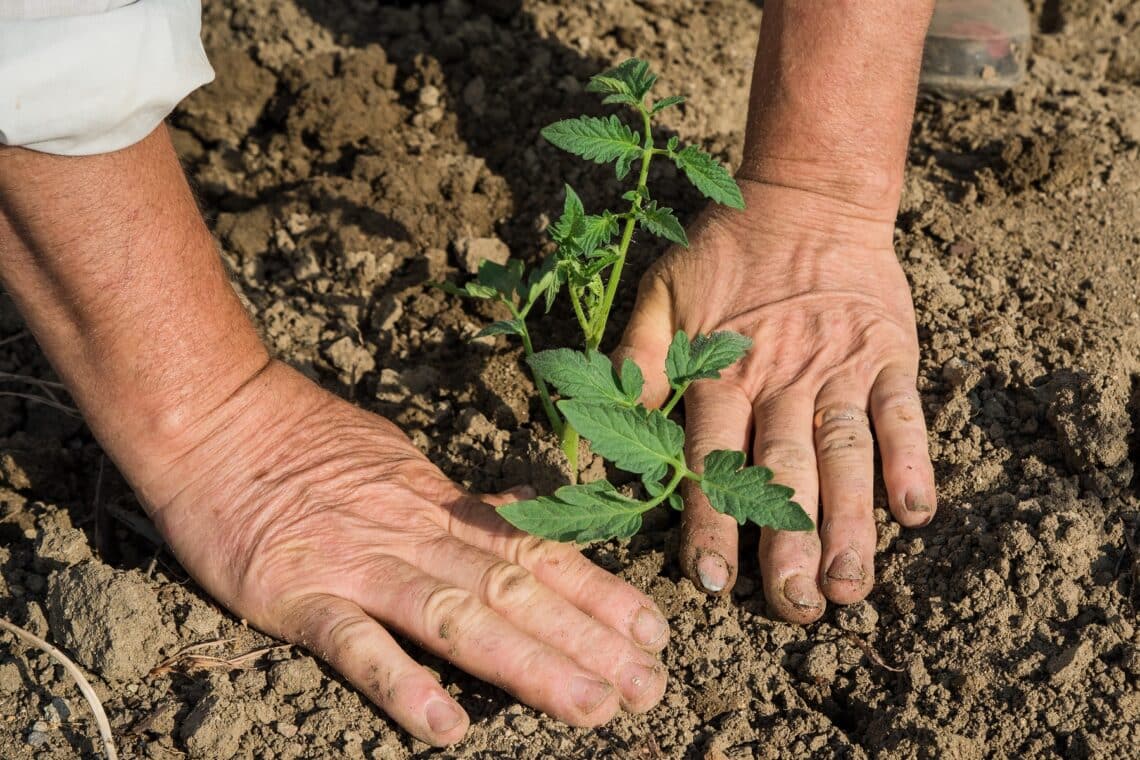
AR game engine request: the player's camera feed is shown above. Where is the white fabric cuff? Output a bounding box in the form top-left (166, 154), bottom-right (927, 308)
top-left (0, 0), bottom-right (214, 155)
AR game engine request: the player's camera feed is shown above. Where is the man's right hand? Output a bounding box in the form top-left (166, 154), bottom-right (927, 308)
top-left (137, 360), bottom-right (670, 745)
top-left (0, 128), bottom-right (668, 747)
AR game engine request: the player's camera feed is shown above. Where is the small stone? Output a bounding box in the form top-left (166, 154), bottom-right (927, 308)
top-left (455, 236), bottom-right (510, 274)
top-left (44, 697), bottom-right (70, 724)
top-left (276, 721), bottom-right (299, 738)
top-left (27, 726), bottom-right (50, 748)
top-left (835, 600), bottom-right (879, 634)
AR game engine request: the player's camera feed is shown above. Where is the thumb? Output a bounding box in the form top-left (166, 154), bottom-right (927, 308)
top-left (611, 270), bottom-right (674, 409)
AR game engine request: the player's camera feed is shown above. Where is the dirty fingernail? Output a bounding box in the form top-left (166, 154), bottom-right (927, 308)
top-left (905, 491), bottom-right (933, 514)
top-left (570, 675), bottom-right (613, 714)
top-left (425, 699), bottom-right (463, 734)
top-left (696, 553), bottom-right (729, 593)
top-left (618, 660), bottom-right (660, 698)
top-left (783, 574), bottom-right (823, 609)
top-left (826, 549), bottom-right (865, 582)
top-left (504, 485), bottom-right (537, 500)
top-left (631, 606), bottom-right (668, 647)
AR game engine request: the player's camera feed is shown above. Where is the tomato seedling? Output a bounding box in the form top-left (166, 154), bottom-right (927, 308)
top-left (439, 59), bottom-right (812, 541)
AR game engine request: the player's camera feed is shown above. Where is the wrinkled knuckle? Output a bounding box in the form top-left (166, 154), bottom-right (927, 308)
top-left (512, 533), bottom-right (559, 568)
top-left (756, 439), bottom-right (814, 474)
top-left (323, 614), bottom-right (372, 661)
top-left (421, 585), bottom-right (478, 641)
top-left (480, 561), bottom-right (539, 610)
top-left (875, 389), bottom-right (924, 424)
top-left (813, 405), bottom-right (872, 457)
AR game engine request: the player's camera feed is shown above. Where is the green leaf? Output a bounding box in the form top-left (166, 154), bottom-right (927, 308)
top-left (651, 95), bottom-right (685, 114)
top-left (673, 145), bottom-right (745, 209)
top-left (579, 213), bottom-right (620, 256)
top-left (550, 184), bottom-right (586, 246)
top-left (699, 450), bottom-right (813, 531)
top-left (541, 115), bottom-right (642, 167)
top-left (476, 259), bottom-right (523, 298)
top-left (665, 330), bottom-right (753, 388)
top-left (586, 58), bottom-right (657, 102)
top-left (602, 93), bottom-right (644, 109)
top-left (666, 136), bottom-right (679, 153)
top-left (619, 358), bottom-right (645, 403)
top-left (637, 201), bottom-right (688, 246)
top-left (559, 400), bottom-right (683, 481)
top-left (474, 320), bottom-right (523, 338)
top-left (497, 480), bottom-right (647, 542)
top-left (525, 254), bottom-right (562, 311)
top-left (528, 349), bottom-right (640, 408)
top-left (615, 151), bottom-right (636, 180)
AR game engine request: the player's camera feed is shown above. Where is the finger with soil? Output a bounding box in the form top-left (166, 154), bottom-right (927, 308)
top-left (813, 380), bottom-right (877, 606)
top-left (753, 391), bottom-right (827, 623)
top-left (870, 363), bottom-right (938, 527)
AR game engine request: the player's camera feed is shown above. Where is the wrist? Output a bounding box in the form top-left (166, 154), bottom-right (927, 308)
top-left (710, 176), bottom-right (898, 252)
top-left (735, 154), bottom-right (903, 224)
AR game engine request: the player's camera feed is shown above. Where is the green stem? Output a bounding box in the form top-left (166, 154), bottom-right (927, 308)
top-left (661, 381), bottom-right (690, 416)
top-left (586, 106), bottom-right (655, 351)
top-left (512, 305), bottom-right (563, 437)
top-left (641, 463), bottom-right (687, 511)
top-left (568, 285), bottom-right (591, 336)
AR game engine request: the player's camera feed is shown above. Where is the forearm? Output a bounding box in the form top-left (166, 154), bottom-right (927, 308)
top-left (740, 0), bottom-right (935, 218)
top-left (0, 126), bottom-right (268, 485)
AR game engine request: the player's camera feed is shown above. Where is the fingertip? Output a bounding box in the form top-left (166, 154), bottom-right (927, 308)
top-left (763, 571), bottom-right (826, 624)
top-left (423, 696), bottom-right (470, 746)
top-left (820, 547), bottom-right (874, 605)
top-left (890, 486), bottom-right (938, 528)
top-left (480, 485), bottom-right (537, 507)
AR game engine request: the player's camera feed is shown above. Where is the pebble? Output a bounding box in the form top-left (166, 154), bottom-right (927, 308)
top-left (27, 721), bottom-right (50, 747)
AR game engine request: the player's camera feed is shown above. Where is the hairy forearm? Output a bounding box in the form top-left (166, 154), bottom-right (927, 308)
top-left (0, 126), bottom-right (268, 476)
top-left (740, 0), bottom-right (936, 217)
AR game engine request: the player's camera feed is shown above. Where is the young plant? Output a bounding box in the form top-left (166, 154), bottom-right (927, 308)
top-left (439, 59), bottom-right (812, 541)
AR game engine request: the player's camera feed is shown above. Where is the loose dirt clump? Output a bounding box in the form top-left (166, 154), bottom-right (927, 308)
top-left (2, 1), bottom-right (1139, 758)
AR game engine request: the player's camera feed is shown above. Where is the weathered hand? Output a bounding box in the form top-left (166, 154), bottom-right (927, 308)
top-left (134, 361), bottom-right (669, 745)
top-left (616, 179), bottom-right (936, 622)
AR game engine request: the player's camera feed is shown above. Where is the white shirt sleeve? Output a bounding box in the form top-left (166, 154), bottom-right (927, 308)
top-left (0, 0), bottom-right (214, 156)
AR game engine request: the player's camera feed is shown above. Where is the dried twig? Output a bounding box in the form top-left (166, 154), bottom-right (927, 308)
top-left (149, 639), bottom-right (290, 677)
top-left (0, 617), bottom-right (118, 760)
top-left (843, 632), bottom-right (904, 673)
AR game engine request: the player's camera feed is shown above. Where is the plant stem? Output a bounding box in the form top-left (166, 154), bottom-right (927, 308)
top-left (661, 381), bottom-right (691, 416)
top-left (511, 305), bottom-right (563, 437)
top-left (568, 285), bottom-right (591, 336)
top-left (586, 106), bottom-right (655, 351)
top-left (642, 464), bottom-right (687, 510)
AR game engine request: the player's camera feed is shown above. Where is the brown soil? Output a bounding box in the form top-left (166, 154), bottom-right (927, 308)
top-left (2, 1), bottom-right (1140, 758)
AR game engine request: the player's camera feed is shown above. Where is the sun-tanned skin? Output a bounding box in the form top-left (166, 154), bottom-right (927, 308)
top-left (0, 0), bottom-right (936, 746)
top-left (618, 0), bottom-right (939, 620)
